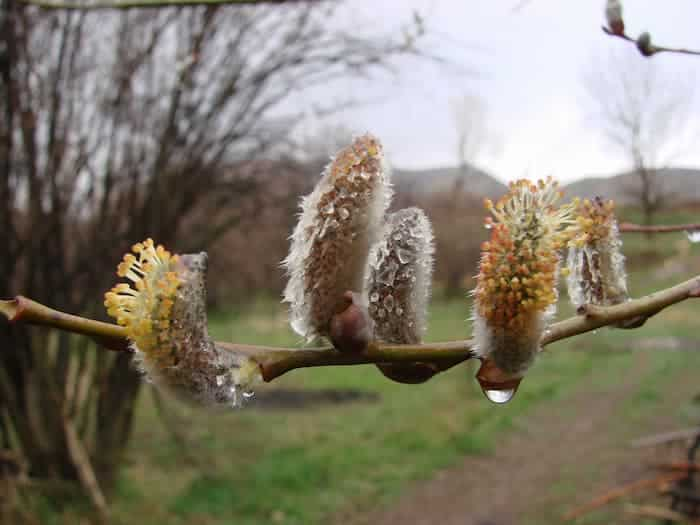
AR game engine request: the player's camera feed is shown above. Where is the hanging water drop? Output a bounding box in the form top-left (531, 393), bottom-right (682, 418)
top-left (216, 374), bottom-right (226, 387)
top-left (396, 247), bottom-right (413, 264)
top-left (290, 317), bottom-right (307, 337)
top-left (482, 387), bottom-right (516, 404)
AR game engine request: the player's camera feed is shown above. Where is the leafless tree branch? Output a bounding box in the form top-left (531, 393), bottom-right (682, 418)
top-left (3, 273), bottom-right (699, 382)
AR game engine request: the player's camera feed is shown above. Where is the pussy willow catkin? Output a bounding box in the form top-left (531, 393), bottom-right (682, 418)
top-left (567, 197), bottom-right (629, 308)
top-left (472, 179), bottom-right (576, 376)
top-left (367, 208), bottom-right (437, 383)
top-left (283, 134), bottom-right (392, 342)
top-left (105, 240), bottom-right (260, 407)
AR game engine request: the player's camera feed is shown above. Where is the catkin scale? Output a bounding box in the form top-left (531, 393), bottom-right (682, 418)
top-left (283, 134), bottom-right (391, 342)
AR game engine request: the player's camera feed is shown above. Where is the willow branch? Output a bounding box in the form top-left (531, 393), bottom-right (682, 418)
top-left (602, 26), bottom-right (700, 58)
top-left (18, 0), bottom-right (306, 9)
top-left (2, 274), bottom-right (699, 381)
top-left (0, 296), bottom-right (129, 352)
top-left (619, 222), bottom-right (700, 234)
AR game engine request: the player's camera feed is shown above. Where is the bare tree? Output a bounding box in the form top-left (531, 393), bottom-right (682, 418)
top-left (0, 0), bottom-right (429, 512)
top-left (584, 52), bottom-right (694, 229)
top-left (451, 93), bottom-right (489, 182)
top-left (423, 93), bottom-right (491, 298)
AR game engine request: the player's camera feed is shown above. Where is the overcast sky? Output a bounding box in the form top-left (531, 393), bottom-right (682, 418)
top-left (293, 1), bottom-right (700, 184)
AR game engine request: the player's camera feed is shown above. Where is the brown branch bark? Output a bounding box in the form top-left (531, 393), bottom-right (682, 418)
top-left (623, 504), bottom-right (691, 523)
top-left (632, 428), bottom-right (700, 448)
top-left (602, 26), bottom-right (700, 58)
top-left (2, 273), bottom-right (699, 382)
top-left (619, 222), bottom-right (700, 234)
top-left (563, 472), bottom-right (686, 521)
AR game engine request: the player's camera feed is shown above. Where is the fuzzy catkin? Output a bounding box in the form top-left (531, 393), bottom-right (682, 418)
top-left (472, 178), bottom-right (575, 376)
top-left (567, 197), bottom-right (629, 308)
top-left (105, 243), bottom-right (260, 407)
top-left (283, 134), bottom-right (392, 341)
top-left (367, 208), bottom-right (437, 383)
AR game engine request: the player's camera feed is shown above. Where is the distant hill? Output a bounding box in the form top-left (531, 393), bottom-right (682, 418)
top-left (393, 165), bottom-right (508, 199)
top-left (564, 167), bottom-right (700, 205)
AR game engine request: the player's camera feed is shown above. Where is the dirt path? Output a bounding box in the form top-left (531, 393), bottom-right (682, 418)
top-left (341, 352), bottom-right (698, 525)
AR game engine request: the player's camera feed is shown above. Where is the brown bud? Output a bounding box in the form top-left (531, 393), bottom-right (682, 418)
top-left (329, 292), bottom-right (372, 353)
top-left (636, 32), bottom-right (656, 57)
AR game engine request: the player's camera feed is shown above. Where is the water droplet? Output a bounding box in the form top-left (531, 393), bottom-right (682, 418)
top-left (216, 374), bottom-right (226, 387)
top-left (359, 171), bottom-right (370, 181)
top-left (482, 388), bottom-right (516, 404)
top-left (485, 223), bottom-right (493, 230)
top-left (686, 230), bottom-right (700, 243)
top-left (396, 248), bottom-right (413, 264)
top-left (243, 390), bottom-right (255, 399)
top-left (322, 203), bottom-right (334, 215)
top-left (339, 207), bottom-right (350, 220)
top-left (370, 292), bottom-right (379, 303)
top-left (383, 294), bottom-right (395, 312)
top-left (290, 317), bottom-right (306, 336)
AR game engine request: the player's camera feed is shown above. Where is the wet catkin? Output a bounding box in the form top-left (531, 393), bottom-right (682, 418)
top-left (105, 240), bottom-right (260, 407)
top-left (367, 208), bottom-right (438, 383)
top-left (567, 197), bottom-right (629, 309)
top-left (472, 179), bottom-right (576, 376)
top-left (283, 134), bottom-right (392, 342)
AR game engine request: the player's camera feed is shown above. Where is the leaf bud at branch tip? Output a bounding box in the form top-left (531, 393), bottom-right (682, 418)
top-left (636, 32), bottom-right (656, 57)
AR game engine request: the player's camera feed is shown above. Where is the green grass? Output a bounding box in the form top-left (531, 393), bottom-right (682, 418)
top-left (39, 206), bottom-right (700, 525)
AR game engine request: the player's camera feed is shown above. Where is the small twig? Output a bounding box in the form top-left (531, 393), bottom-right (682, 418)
top-left (632, 428), bottom-right (700, 448)
top-left (652, 462), bottom-right (700, 473)
top-left (619, 222), bottom-right (700, 234)
top-left (62, 414), bottom-right (108, 518)
top-left (602, 26), bottom-right (700, 58)
top-left (17, 0), bottom-right (303, 9)
top-left (563, 472), bottom-right (686, 521)
top-left (624, 503), bottom-right (691, 523)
